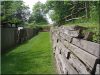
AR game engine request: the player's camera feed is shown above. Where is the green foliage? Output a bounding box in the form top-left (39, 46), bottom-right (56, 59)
top-left (89, 1), bottom-right (99, 22)
top-left (26, 21), bottom-right (49, 29)
top-left (1, 1), bottom-right (30, 27)
top-left (28, 2), bottom-right (47, 25)
top-left (1, 32), bottom-right (56, 74)
top-left (25, 22), bottom-right (36, 28)
top-left (64, 1), bottom-right (99, 43)
top-left (65, 22), bottom-right (99, 43)
top-left (45, 1), bottom-right (99, 26)
top-left (35, 25), bottom-right (51, 29)
top-left (46, 1), bottom-right (69, 25)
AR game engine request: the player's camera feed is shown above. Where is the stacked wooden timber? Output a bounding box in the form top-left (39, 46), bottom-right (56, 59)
top-left (50, 26), bottom-right (100, 74)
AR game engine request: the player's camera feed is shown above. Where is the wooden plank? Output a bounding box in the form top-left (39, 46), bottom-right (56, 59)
top-left (72, 38), bottom-right (100, 57)
top-left (57, 42), bottom-right (79, 74)
top-left (56, 53), bottom-right (78, 74)
top-left (55, 42), bottom-right (78, 74)
top-left (59, 32), bottom-right (73, 42)
top-left (58, 54), bottom-right (68, 74)
top-left (59, 42), bottom-right (90, 74)
top-left (51, 26), bottom-right (99, 74)
top-left (55, 54), bottom-right (64, 74)
top-left (69, 54), bottom-right (90, 74)
top-left (64, 30), bottom-right (79, 37)
top-left (58, 26), bottom-right (87, 38)
top-left (60, 38), bottom-right (97, 70)
top-left (95, 64), bottom-right (100, 74)
top-left (55, 42), bottom-right (61, 55)
top-left (52, 32), bottom-right (58, 48)
top-left (61, 54), bottom-right (79, 74)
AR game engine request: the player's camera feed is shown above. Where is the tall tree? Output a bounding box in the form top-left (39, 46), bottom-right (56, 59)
top-left (28, 1), bottom-right (47, 24)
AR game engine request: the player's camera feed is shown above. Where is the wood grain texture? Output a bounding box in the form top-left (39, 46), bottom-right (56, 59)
top-left (50, 26), bottom-right (100, 74)
top-left (72, 38), bottom-right (100, 57)
top-left (59, 41), bottom-right (90, 74)
top-left (62, 39), bottom-right (97, 70)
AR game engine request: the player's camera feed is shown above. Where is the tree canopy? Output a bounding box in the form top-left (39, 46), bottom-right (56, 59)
top-left (1, 1), bottom-right (30, 27)
top-left (45, 1), bottom-right (99, 25)
top-left (28, 1), bottom-right (47, 25)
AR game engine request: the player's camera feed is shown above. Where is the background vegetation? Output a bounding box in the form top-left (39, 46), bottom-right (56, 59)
top-left (28, 2), bottom-right (48, 25)
top-left (1, 1), bottom-right (30, 27)
top-left (1, 1), bottom-right (99, 27)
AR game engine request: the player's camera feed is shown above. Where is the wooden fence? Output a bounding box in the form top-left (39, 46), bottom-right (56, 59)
top-left (1, 28), bottom-right (39, 53)
top-left (1, 28), bottom-right (18, 52)
top-left (50, 26), bottom-right (100, 74)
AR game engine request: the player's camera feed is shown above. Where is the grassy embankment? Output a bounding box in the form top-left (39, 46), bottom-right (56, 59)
top-left (64, 19), bottom-right (99, 43)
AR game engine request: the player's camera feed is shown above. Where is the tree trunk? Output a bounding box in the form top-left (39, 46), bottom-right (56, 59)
top-left (85, 1), bottom-right (90, 18)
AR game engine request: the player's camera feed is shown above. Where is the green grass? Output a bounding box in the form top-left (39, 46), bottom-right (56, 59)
top-left (64, 22), bottom-right (99, 43)
top-left (1, 32), bottom-right (56, 74)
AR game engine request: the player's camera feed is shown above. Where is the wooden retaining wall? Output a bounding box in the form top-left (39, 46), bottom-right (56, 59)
top-left (50, 26), bottom-right (100, 74)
